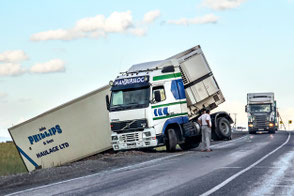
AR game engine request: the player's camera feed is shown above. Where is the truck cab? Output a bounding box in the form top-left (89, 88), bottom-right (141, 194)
top-left (107, 62), bottom-right (188, 150)
top-left (246, 93), bottom-right (278, 134)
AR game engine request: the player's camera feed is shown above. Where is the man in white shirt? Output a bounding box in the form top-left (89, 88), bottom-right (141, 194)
top-left (198, 109), bottom-right (212, 152)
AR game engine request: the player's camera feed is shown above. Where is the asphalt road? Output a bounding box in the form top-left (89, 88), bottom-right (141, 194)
top-left (8, 131), bottom-right (294, 196)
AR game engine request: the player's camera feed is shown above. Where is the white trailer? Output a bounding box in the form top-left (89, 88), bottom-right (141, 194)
top-left (9, 85), bottom-right (111, 172)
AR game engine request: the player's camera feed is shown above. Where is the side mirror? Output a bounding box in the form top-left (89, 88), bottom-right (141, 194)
top-left (106, 95), bottom-right (110, 111)
top-left (154, 91), bottom-right (161, 102)
top-left (245, 105), bottom-right (247, 113)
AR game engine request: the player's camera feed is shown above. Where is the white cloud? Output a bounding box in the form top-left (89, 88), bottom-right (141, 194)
top-left (31, 29), bottom-right (84, 41)
top-left (75, 11), bottom-right (133, 33)
top-left (30, 10), bottom-right (162, 41)
top-left (168, 14), bottom-right (218, 25)
top-left (31, 11), bottom-right (137, 41)
top-left (0, 63), bottom-right (26, 76)
top-left (30, 59), bottom-right (65, 73)
top-left (0, 50), bottom-right (29, 63)
top-left (202, 0), bottom-right (246, 11)
top-left (143, 10), bottom-right (161, 24)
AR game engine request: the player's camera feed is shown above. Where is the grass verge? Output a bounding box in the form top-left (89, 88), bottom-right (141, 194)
top-left (0, 142), bottom-right (26, 176)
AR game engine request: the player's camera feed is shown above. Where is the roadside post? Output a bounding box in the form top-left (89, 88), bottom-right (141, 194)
top-left (288, 120), bottom-right (292, 131)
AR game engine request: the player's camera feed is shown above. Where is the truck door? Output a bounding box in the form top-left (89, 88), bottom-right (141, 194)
top-left (170, 79), bottom-right (188, 114)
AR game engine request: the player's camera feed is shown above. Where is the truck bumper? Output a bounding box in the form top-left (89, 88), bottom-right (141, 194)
top-left (111, 128), bottom-right (158, 151)
top-left (248, 124), bottom-right (276, 132)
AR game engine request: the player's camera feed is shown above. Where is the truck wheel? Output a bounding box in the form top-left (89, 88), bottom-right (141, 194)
top-left (215, 117), bottom-right (231, 140)
top-left (269, 130), bottom-right (276, 134)
top-left (249, 131), bottom-right (256, 134)
top-left (166, 128), bottom-right (177, 152)
top-left (179, 136), bottom-right (201, 150)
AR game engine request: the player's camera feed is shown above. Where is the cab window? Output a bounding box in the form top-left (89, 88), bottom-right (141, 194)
top-left (152, 86), bottom-right (166, 103)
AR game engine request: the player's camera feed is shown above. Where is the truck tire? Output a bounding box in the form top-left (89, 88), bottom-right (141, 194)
top-left (179, 136), bottom-right (201, 150)
top-left (249, 130), bottom-right (256, 134)
top-left (269, 130), bottom-right (276, 134)
top-left (166, 128), bottom-right (177, 152)
top-left (215, 117), bottom-right (231, 140)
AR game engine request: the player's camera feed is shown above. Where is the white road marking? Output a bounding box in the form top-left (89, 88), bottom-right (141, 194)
top-left (6, 135), bottom-right (248, 196)
top-left (219, 166), bottom-right (242, 169)
top-left (200, 132), bottom-right (291, 196)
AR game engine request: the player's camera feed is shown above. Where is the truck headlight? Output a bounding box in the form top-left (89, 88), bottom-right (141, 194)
top-left (269, 123), bottom-right (274, 127)
top-left (249, 124), bottom-right (254, 128)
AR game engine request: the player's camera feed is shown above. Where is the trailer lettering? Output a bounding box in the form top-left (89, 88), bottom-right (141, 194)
top-left (36, 142), bottom-right (69, 158)
top-left (36, 146), bottom-right (59, 158)
top-left (59, 142), bottom-right (69, 149)
top-left (46, 139), bottom-right (54, 144)
top-left (28, 124), bottom-right (63, 145)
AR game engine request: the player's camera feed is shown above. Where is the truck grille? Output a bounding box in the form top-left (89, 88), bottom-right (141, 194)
top-left (111, 119), bottom-right (147, 131)
top-left (255, 115), bottom-right (267, 128)
top-left (121, 133), bottom-right (140, 142)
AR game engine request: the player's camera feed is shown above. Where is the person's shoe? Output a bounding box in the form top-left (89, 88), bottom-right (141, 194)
top-left (201, 149), bottom-right (206, 152)
top-left (206, 149), bottom-right (212, 152)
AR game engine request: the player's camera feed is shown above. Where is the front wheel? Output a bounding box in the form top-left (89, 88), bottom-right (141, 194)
top-left (166, 128), bottom-right (177, 152)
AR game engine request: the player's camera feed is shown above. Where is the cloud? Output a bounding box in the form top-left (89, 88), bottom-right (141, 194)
top-left (30, 59), bottom-right (65, 73)
top-left (31, 29), bottom-right (83, 41)
top-left (75, 11), bottom-right (132, 33)
top-left (202, 0), bottom-right (246, 11)
top-left (31, 11), bottom-right (138, 41)
top-left (0, 50), bottom-right (29, 63)
top-left (168, 14), bottom-right (218, 25)
top-left (143, 10), bottom-right (161, 24)
top-left (0, 63), bottom-right (26, 76)
top-left (31, 10), bottom-right (161, 41)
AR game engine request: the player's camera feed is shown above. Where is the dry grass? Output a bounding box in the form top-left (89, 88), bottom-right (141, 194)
top-left (0, 142), bottom-right (26, 176)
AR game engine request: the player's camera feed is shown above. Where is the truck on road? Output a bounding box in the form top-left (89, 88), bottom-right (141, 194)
top-left (245, 92), bottom-right (278, 134)
top-left (106, 45), bottom-right (233, 151)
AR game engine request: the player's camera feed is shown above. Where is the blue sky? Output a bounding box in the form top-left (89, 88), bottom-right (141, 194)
top-left (1, 0), bottom-right (294, 138)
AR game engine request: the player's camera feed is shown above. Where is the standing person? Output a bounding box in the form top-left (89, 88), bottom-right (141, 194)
top-left (198, 109), bottom-right (212, 152)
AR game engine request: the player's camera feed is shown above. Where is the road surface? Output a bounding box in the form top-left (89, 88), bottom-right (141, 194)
top-left (8, 131), bottom-right (294, 196)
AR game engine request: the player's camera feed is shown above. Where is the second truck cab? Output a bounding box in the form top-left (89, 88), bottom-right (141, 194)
top-left (246, 93), bottom-right (278, 134)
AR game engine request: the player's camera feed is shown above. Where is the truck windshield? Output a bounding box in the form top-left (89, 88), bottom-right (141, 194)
top-left (110, 87), bottom-right (150, 111)
top-left (249, 104), bottom-right (271, 113)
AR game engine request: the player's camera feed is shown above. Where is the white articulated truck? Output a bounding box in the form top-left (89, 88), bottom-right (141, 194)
top-left (106, 45), bottom-right (233, 151)
top-left (245, 92), bottom-right (278, 134)
top-left (9, 85), bottom-right (112, 172)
